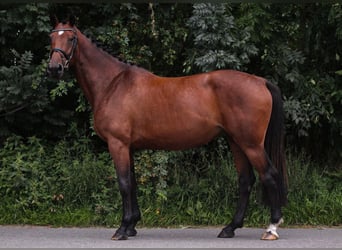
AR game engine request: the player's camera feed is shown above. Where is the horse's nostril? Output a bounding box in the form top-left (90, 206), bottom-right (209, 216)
top-left (58, 64), bottom-right (63, 72)
top-left (47, 64), bottom-right (54, 75)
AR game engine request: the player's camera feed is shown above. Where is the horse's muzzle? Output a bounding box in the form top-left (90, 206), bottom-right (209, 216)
top-left (47, 62), bottom-right (64, 79)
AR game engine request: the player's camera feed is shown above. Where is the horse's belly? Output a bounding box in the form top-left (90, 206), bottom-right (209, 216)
top-left (131, 121), bottom-right (222, 150)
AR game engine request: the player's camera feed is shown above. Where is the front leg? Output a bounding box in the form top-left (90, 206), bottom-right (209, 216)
top-left (126, 154), bottom-right (141, 236)
top-left (108, 139), bottom-right (140, 240)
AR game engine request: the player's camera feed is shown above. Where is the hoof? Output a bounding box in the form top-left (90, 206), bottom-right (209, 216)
top-left (218, 229), bottom-right (235, 238)
top-left (260, 231), bottom-right (279, 240)
top-left (111, 231), bottom-right (128, 240)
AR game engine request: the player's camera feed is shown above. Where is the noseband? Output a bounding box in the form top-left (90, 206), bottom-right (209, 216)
top-left (49, 28), bottom-right (78, 69)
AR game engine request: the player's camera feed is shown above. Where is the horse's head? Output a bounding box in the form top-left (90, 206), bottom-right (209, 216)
top-left (47, 15), bottom-right (77, 79)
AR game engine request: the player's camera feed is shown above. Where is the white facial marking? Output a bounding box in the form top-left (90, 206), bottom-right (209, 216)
top-left (58, 31), bottom-right (64, 36)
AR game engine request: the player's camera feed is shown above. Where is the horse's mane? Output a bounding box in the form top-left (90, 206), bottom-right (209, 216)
top-left (83, 31), bottom-right (137, 67)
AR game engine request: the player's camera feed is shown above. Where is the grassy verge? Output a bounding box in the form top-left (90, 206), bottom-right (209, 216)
top-left (0, 134), bottom-right (341, 227)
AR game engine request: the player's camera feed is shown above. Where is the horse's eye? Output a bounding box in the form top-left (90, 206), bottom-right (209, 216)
top-left (68, 37), bottom-right (75, 42)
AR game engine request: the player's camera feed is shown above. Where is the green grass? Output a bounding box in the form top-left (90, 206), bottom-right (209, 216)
top-left (0, 135), bottom-right (341, 227)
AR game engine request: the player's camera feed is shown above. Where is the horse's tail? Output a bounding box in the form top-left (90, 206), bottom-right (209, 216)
top-left (264, 81), bottom-right (288, 206)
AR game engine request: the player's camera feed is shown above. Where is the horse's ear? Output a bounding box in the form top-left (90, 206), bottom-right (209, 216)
top-left (50, 14), bottom-right (59, 28)
top-left (68, 14), bottom-right (76, 26)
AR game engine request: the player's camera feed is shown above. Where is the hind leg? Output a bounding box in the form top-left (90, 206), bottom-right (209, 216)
top-left (218, 140), bottom-right (256, 238)
top-left (244, 145), bottom-right (284, 240)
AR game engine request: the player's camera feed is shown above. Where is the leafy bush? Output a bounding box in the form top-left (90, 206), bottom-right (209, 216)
top-left (0, 128), bottom-right (116, 224)
top-left (0, 135), bottom-right (51, 211)
top-left (0, 49), bottom-right (79, 142)
top-left (284, 152), bottom-right (342, 226)
top-left (1, 131), bottom-right (340, 227)
top-left (0, 50), bottom-right (46, 138)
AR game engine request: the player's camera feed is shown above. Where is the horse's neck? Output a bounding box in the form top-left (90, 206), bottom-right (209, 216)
top-left (72, 32), bottom-right (127, 110)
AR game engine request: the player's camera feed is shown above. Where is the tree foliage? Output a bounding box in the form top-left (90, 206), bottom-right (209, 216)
top-left (0, 3), bottom-right (340, 163)
top-left (185, 3), bottom-right (257, 72)
top-left (0, 4), bottom-right (80, 141)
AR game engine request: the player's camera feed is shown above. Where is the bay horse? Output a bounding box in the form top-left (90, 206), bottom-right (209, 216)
top-left (47, 16), bottom-right (287, 241)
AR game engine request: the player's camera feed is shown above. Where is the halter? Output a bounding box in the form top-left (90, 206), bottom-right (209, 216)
top-left (49, 28), bottom-right (78, 69)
